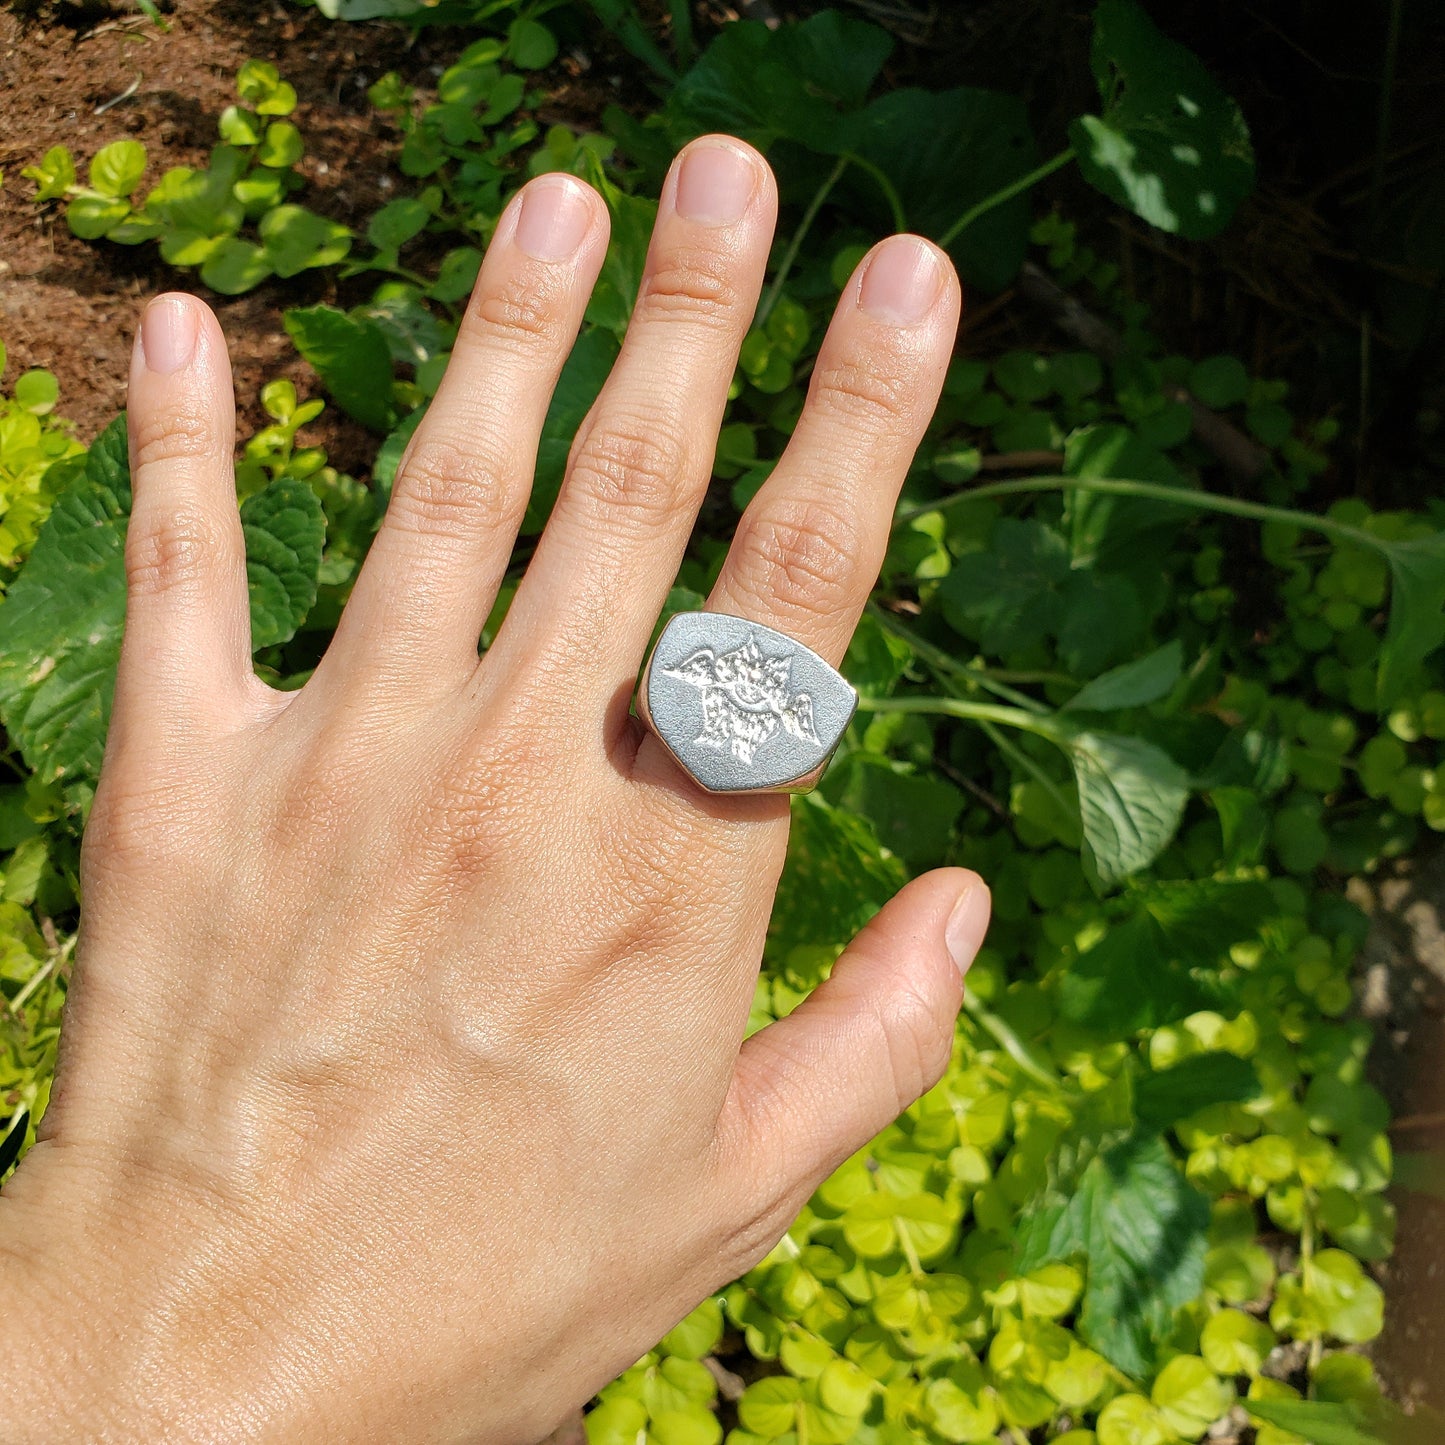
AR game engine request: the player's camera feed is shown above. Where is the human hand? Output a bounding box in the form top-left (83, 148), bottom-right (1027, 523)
top-left (0, 136), bottom-right (988, 1443)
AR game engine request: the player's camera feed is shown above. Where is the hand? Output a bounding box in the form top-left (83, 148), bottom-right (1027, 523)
top-left (0, 136), bottom-right (988, 1443)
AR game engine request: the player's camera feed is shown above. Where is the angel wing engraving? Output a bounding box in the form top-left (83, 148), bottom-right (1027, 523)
top-left (663, 632), bottom-right (822, 767)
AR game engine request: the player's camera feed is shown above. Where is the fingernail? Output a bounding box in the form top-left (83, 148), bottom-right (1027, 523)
top-left (140, 296), bottom-right (199, 375)
top-left (945, 882), bottom-right (990, 975)
top-left (674, 139), bottom-right (756, 225)
top-left (515, 175), bottom-right (593, 261)
top-left (858, 236), bottom-right (944, 326)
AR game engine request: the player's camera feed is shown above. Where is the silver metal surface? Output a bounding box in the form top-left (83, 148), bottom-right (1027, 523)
top-left (637, 612), bottom-right (857, 794)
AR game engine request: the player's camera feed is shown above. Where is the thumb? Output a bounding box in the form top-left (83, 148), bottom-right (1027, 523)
top-left (707, 868), bottom-right (990, 1273)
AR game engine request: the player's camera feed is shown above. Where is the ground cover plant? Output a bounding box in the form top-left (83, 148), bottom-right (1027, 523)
top-left (3, 2), bottom-right (1444, 1440)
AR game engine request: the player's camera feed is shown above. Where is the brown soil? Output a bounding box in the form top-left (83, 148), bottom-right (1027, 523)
top-left (1356, 848), bottom-right (1445, 1413)
top-left (0, 0), bottom-right (623, 475)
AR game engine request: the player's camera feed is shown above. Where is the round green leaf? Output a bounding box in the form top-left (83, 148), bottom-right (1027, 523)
top-left (508, 16), bottom-right (559, 70)
top-left (1152, 1355), bottom-right (1234, 1440)
top-left (258, 205), bottom-right (352, 279)
top-left (256, 121), bottom-right (304, 170)
top-left (921, 1361), bottom-right (998, 1444)
top-left (13, 370), bottom-right (60, 417)
top-left (367, 197), bottom-right (431, 253)
top-left (1200, 1308), bottom-right (1275, 1376)
top-left (1096, 1393), bottom-right (1174, 1445)
top-left (201, 237), bottom-right (274, 295)
top-left (650, 1409), bottom-right (722, 1445)
top-left (738, 1376), bottom-right (801, 1436)
top-left (89, 139), bottom-right (147, 198)
top-left (584, 1396), bottom-right (647, 1445)
top-left (1188, 355), bottom-right (1249, 408)
top-left (660, 1297), bottom-right (723, 1361)
top-left (66, 193), bottom-right (131, 240)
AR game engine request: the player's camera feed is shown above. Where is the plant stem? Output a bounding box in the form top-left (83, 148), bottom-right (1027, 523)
top-left (668, 0), bottom-right (695, 71)
top-left (855, 693), bottom-right (1061, 742)
top-left (937, 147), bottom-right (1075, 249)
top-left (867, 605), bottom-right (1051, 715)
top-left (895, 472), bottom-right (1384, 553)
top-left (758, 154), bottom-right (849, 328)
top-left (962, 993), bottom-right (1062, 1089)
top-left (842, 150), bottom-right (908, 234)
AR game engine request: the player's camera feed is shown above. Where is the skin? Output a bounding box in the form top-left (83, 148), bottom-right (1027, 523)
top-left (0, 137), bottom-right (990, 1443)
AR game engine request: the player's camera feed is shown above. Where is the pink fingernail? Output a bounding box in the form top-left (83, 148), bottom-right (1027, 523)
top-left (514, 175), bottom-right (593, 261)
top-left (674, 139), bottom-right (756, 225)
top-left (140, 295), bottom-right (199, 375)
top-left (945, 881), bottom-right (990, 975)
top-left (857, 236), bottom-right (944, 326)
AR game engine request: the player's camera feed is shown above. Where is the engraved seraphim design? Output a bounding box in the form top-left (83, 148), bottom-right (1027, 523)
top-left (663, 633), bottom-right (822, 766)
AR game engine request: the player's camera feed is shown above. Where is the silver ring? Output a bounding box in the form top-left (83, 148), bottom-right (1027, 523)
top-left (636, 612), bottom-right (857, 795)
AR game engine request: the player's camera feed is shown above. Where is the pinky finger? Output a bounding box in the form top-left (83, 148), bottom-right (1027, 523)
top-left (118, 294), bottom-right (253, 741)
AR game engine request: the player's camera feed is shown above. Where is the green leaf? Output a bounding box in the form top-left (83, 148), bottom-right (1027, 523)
top-left (1245, 1398), bottom-right (1396, 1445)
top-left (259, 205), bottom-right (352, 279)
top-left (241, 478), bottom-right (325, 649)
top-left (665, 12), bottom-right (891, 151)
top-left (1151, 1354), bottom-right (1233, 1437)
top-left (0, 418), bottom-right (130, 788)
top-left (580, 158), bottom-right (659, 338)
top-left (284, 304), bottom-right (395, 432)
top-left (1064, 727), bottom-right (1190, 886)
top-left (67, 193), bottom-right (131, 240)
top-left (13, 371), bottom-right (60, 417)
top-left (1057, 913), bottom-right (1205, 1033)
top-left (844, 87), bottom-right (1039, 291)
top-left (256, 121), bottom-right (304, 169)
top-left (159, 227), bottom-right (225, 266)
top-left (524, 326), bottom-right (620, 532)
top-left (200, 237), bottom-right (274, 294)
top-left (1015, 1131), bottom-right (1210, 1377)
top-left (738, 1376), bottom-right (801, 1435)
top-left (429, 246), bottom-right (483, 304)
top-left (1070, 0), bottom-right (1255, 238)
top-left (89, 140), bottom-right (147, 199)
top-left (218, 105), bottom-right (263, 147)
top-left (1189, 355), bottom-right (1249, 408)
top-left (660, 1297), bottom-right (723, 1360)
top-left (769, 793), bottom-right (907, 958)
top-left (236, 59), bottom-right (297, 116)
top-left (1376, 531), bottom-right (1445, 707)
top-left (367, 197), bottom-right (431, 252)
top-left (22, 144), bottom-right (76, 201)
top-left (508, 16), bottom-right (558, 70)
top-left (939, 517), bottom-right (1070, 655)
top-left (1200, 1308), bottom-right (1275, 1376)
top-left (1136, 1053), bottom-right (1262, 1130)
top-left (1066, 640), bottom-right (1182, 712)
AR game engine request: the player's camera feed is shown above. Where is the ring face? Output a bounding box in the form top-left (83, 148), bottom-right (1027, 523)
top-left (638, 612), bottom-right (857, 794)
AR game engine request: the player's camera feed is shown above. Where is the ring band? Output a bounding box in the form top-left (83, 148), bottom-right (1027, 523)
top-left (636, 611), bottom-right (857, 794)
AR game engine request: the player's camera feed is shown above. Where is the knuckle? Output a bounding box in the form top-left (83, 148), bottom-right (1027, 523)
top-left (125, 507), bottom-right (225, 599)
top-left (811, 355), bottom-right (915, 430)
top-left (872, 979), bottom-right (954, 1116)
top-left (731, 497), bottom-right (864, 620)
top-left (639, 247), bottom-right (743, 327)
top-left (130, 404), bottom-right (219, 473)
top-left (463, 271), bottom-right (565, 351)
top-left (390, 435), bottom-right (515, 542)
top-left (566, 417), bottom-right (690, 528)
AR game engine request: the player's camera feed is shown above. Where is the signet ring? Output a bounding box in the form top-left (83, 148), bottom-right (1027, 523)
top-left (635, 612), bottom-right (858, 795)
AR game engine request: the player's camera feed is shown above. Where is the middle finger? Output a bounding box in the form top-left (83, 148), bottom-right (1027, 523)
top-left (489, 136), bottom-right (776, 712)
